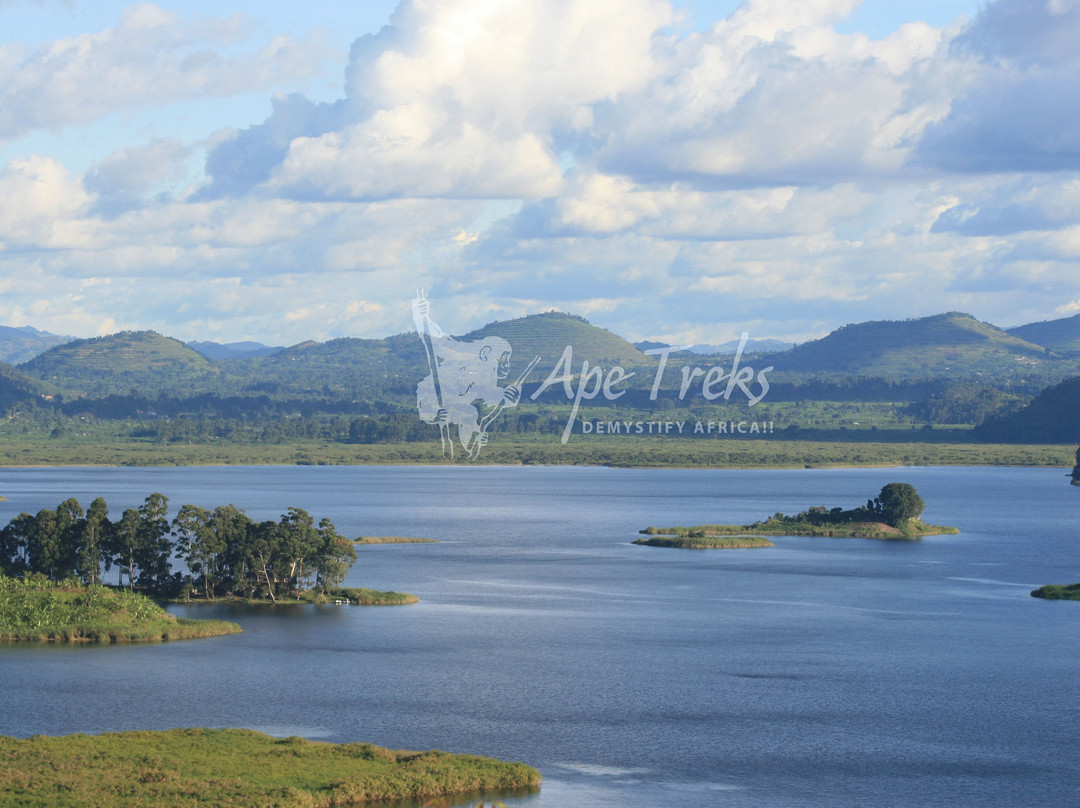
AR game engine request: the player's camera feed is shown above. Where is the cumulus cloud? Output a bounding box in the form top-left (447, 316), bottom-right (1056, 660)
top-left (0, 3), bottom-right (335, 142)
top-left (914, 0), bottom-right (1080, 172)
top-left (205, 0), bottom-right (673, 201)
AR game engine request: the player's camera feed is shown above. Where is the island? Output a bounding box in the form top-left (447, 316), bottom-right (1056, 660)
top-left (0, 728), bottom-right (541, 807)
top-left (1030, 583), bottom-right (1080, 600)
top-left (1072, 446), bottom-right (1080, 486)
top-left (1, 493), bottom-right (419, 605)
top-left (634, 532), bottom-right (774, 549)
top-left (638, 483), bottom-right (958, 545)
top-left (0, 575), bottom-right (241, 643)
top-left (352, 536), bottom-right (440, 544)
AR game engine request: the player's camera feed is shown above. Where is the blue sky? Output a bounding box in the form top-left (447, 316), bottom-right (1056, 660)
top-left (3, 0), bottom-right (1079, 348)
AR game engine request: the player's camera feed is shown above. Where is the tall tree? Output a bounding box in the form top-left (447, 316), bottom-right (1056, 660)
top-left (134, 493), bottom-right (173, 592)
top-left (875, 483), bottom-right (924, 528)
top-left (276, 507), bottom-right (320, 599)
top-left (1, 512), bottom-right (34, 575)
top-left (172, 504), bottom-right (215, 599)
top-left (74, 497), bottom-right (110, 585)
top-left (109, 508), bottom-right (142, 589)
top-left (313, 517), bottom-right (357, 591)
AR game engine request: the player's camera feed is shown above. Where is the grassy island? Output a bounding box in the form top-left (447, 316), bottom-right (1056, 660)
top-left (352, 536), bottom-right (439, 544)
top-left (0, 728), bottom-right (541, 808)
top-left (639, 483), bottom-right (958, 545)
top-left (634, 531), bottom-right (774, 549)
top-left (1031, 583), bottom-right (1080, 600)
top-left (0, 576), bottom-right (240, 643)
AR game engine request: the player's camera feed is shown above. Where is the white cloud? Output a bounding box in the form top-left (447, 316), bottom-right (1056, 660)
top-left (0, 3), bottom-right (335, 142)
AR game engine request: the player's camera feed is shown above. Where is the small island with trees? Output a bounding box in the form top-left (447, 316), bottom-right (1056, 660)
top-left (637, 483), bottom-right (958, 547)
top-left (0, 493), bottom-right (418, 642)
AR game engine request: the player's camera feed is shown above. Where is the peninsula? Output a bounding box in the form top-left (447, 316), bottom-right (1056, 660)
top-left (638, 483), bottom-right (958, 545)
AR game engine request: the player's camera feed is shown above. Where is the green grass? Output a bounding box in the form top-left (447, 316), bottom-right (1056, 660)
top-left (0, 576), bottom-right (241, 643)
top-left (0, 434), bottom-right (1073, 469)
top-left (352, 536), bottom-right (439, 544)
top-left (640, 519), bottom-right (959, 541)
top-left (0, 728), bottom-right (541, 808)
top-left (1030, 583), bottom-right (1080, 600)
top-left (177, 588), bottom-right (419, 607)
top-left (633, 534), bottom-right (774, 549)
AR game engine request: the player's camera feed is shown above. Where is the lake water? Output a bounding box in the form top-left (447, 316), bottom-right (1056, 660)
top-left (1, 465), bottom-right (1078, 807)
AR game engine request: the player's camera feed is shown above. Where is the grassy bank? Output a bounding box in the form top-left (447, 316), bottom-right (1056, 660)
top-left (0, 435), bottom-right (1073, 469)
top-left (0, 576), bottom-right (241, 643)
top-left (176, 587), bottom-right (419, 606)
top-left (0, 728), bottom-right (541, 807)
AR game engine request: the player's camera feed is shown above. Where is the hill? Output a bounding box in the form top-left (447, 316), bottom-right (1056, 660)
top-left (1007, 313), bottom-right (1080, 354)
top-left (222, 333), bottom-right (426, 402)
top-left (463, 312), bottom-right (654, 380)
top-left (972, 376), bottom-right (1080, 443)
top-left (0, 361), bottom-right (49, 409)
top-left (18, 331), bottom-right (222, 397)
top-left (0, 325), bottom-right (71, 364)
top-left (770, 312), bottom-right (1068, 383)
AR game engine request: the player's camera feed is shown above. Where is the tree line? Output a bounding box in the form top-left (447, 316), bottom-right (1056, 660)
top-left (0, 494), bottom-right (358, 601)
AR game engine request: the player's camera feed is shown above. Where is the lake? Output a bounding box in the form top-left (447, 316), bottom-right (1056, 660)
top-left (1, 464), bottom-right (1078, 807)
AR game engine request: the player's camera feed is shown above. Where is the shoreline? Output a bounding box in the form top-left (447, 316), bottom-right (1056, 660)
top-left (0, 439), bottom-right (1073, 471)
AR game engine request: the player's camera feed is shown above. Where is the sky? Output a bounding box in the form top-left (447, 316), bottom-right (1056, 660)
top-left (2, 0), bottom-right (1079, 348)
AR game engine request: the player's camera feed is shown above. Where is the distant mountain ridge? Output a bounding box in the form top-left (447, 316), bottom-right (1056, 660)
top-left (8, 310), bottom-right (1080, 407)
top-left (187, 341), bottom-right (283, 360)
top-left (1007, 312), bottom-right (1080, 354)
top-left (0, 325), bottom-right (72, 364)
top-left (634, 338), bottom-right (792, 355)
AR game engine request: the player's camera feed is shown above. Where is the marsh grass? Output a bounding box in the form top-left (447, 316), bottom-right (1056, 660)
top-left (0, 576), bottom-right (241, 643)
top-left (633, 534), bottom-right (774, 549)
top-left (0, 728), bottom-right (541, 808)
top-left (353, 537), bottom-right (439, 544)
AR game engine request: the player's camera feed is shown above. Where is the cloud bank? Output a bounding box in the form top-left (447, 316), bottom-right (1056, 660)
top-left (2, 0), bottom-right (1079, 345)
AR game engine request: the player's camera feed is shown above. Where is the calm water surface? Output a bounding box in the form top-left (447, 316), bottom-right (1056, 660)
top-left (1, 465), bottom-right (1078, 807)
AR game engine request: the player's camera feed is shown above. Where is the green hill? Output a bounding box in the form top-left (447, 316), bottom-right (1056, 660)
top-left (972, 376), bottom-right (1080, 443)
top-left (0, 361), bottom-right (50, 408)
top-left (462, 312), bottom-right (655, 381)
top-left (1007, 313), bottom-right (1080, 354)
top-left (772, 312), bottom-right (1068, 382)
top-left (18, 331), bottom-right (222, 398)
top-left (223, 334), bottom-right (426, 402)
top-left (226, 312), bottom-right (653, 400)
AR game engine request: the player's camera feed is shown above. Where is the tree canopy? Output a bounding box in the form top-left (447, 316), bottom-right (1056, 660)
top-left (874, 482), bottom-right (925, 527)
top-left (0, 494), bottom-right (357, 601)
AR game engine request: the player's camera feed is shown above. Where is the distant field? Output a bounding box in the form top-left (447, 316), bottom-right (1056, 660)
top-left (0, 435), bottom-right (1073, 469)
